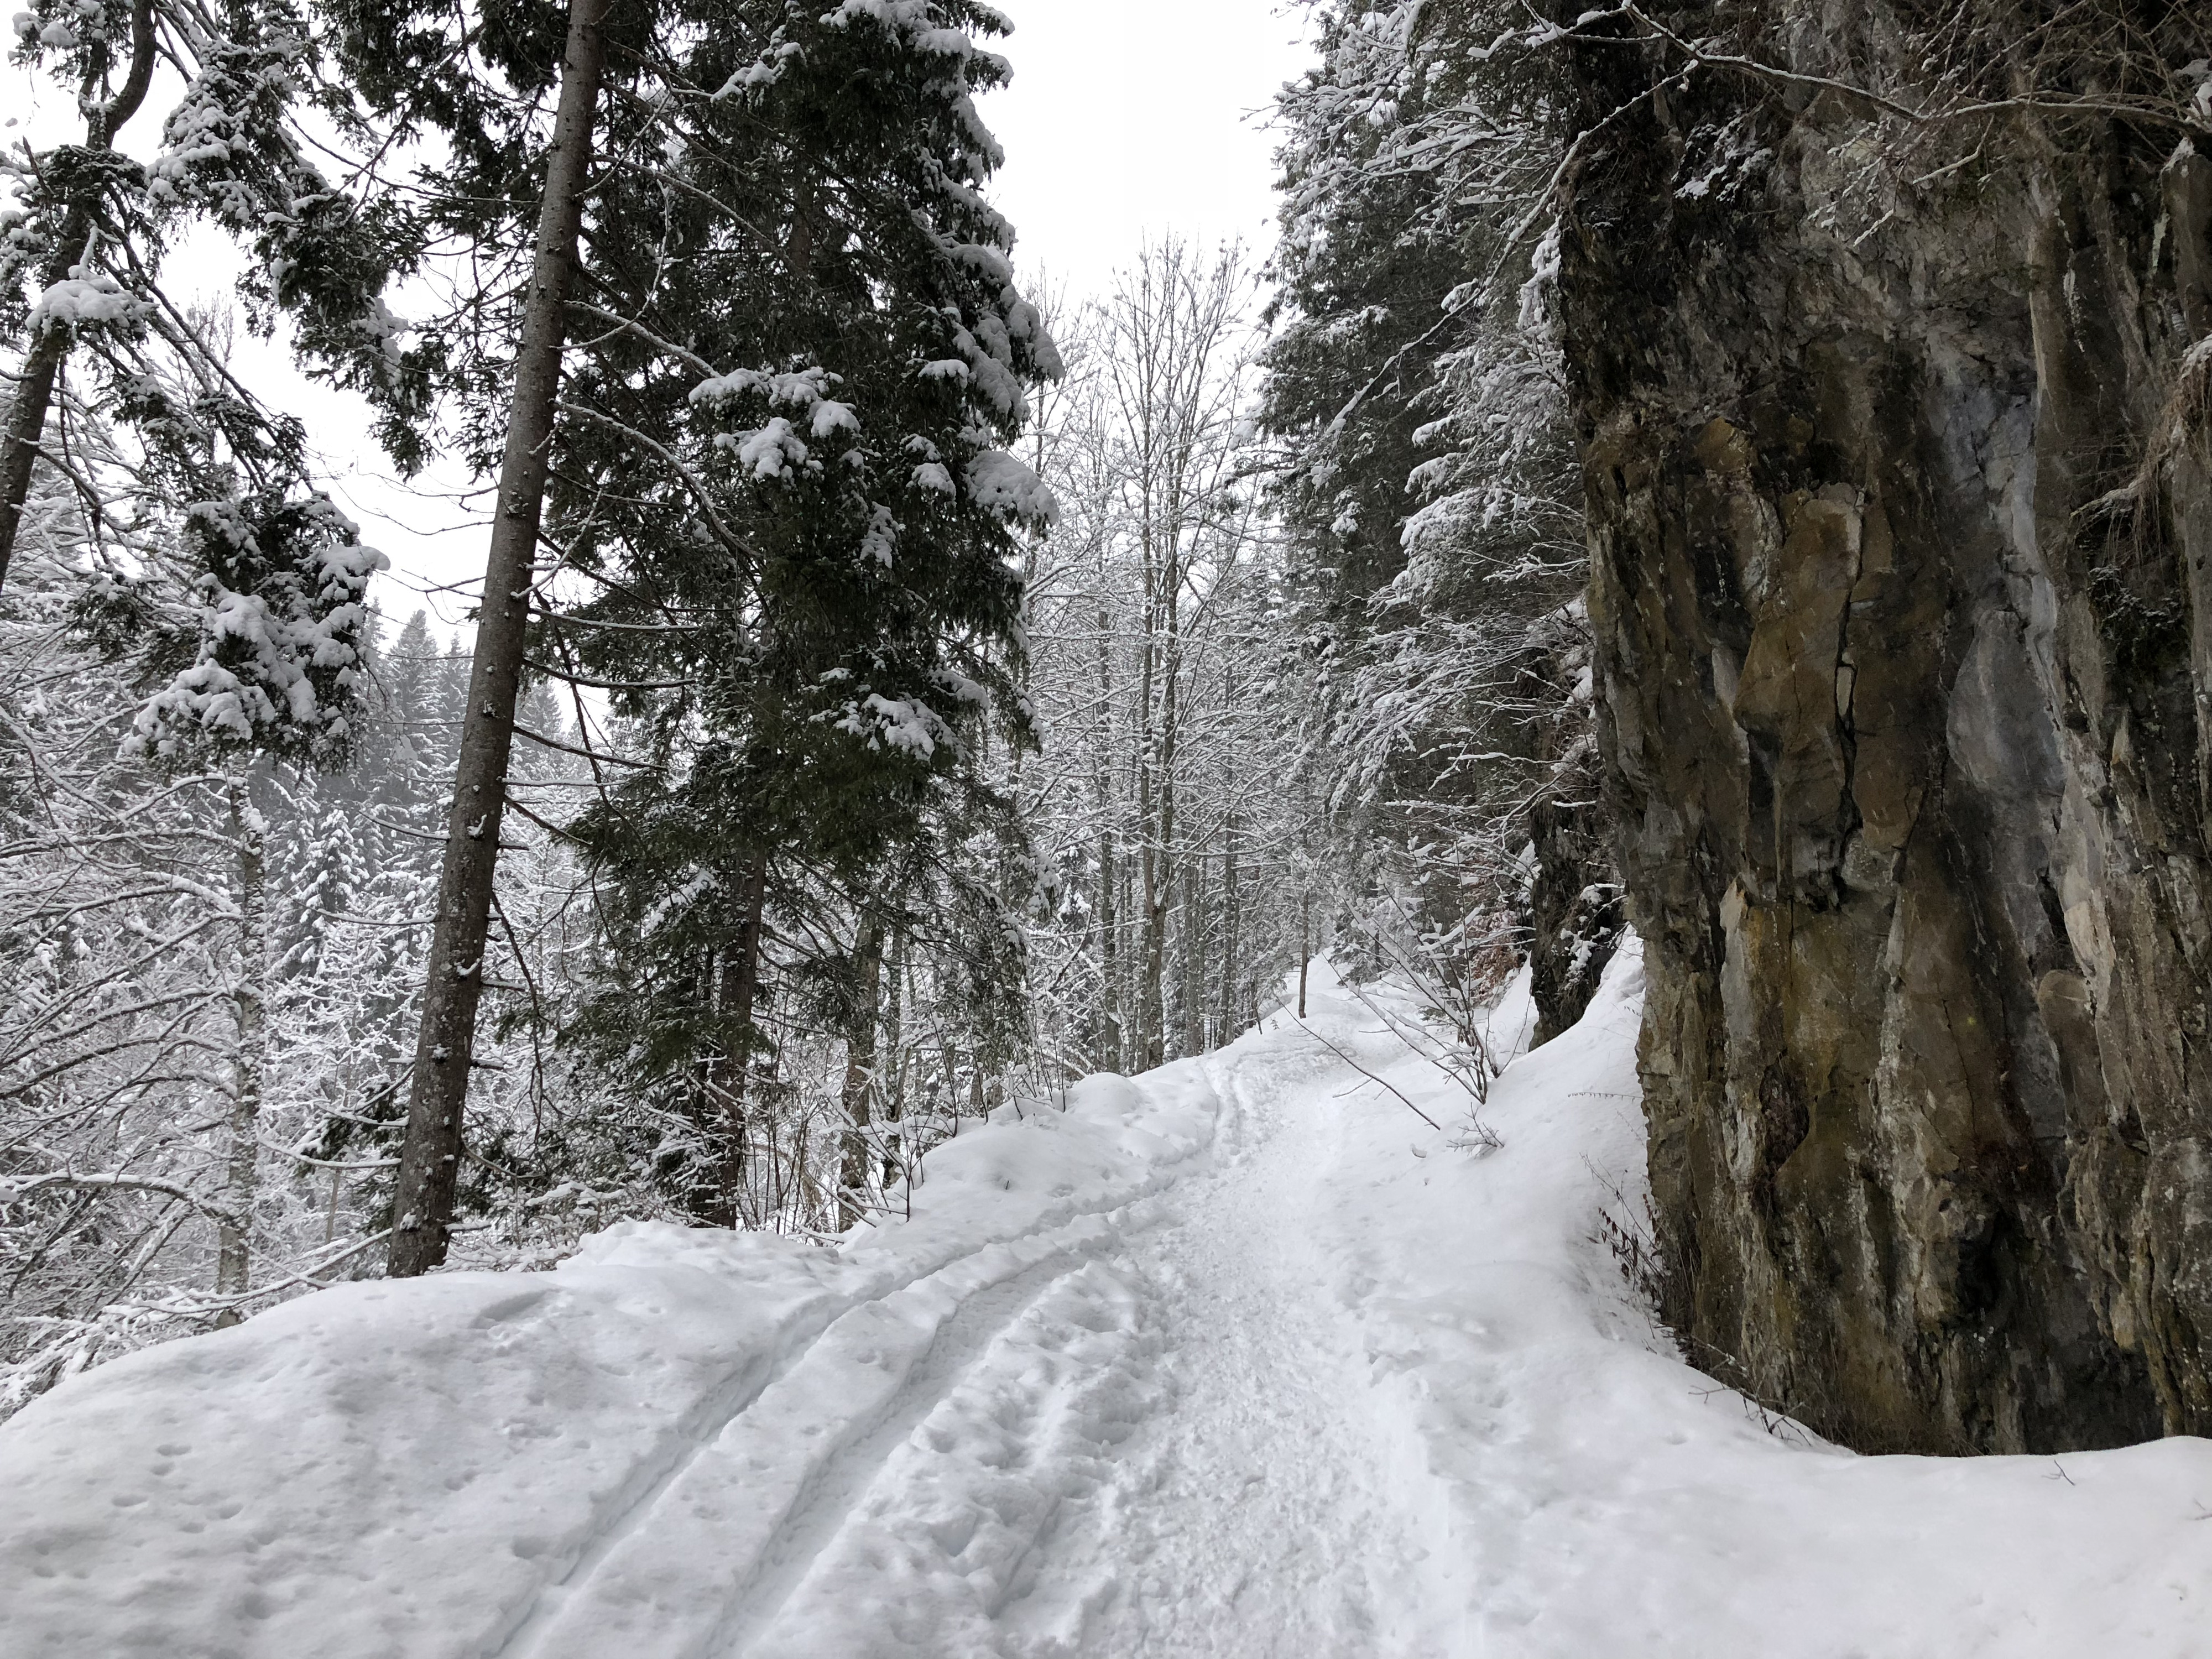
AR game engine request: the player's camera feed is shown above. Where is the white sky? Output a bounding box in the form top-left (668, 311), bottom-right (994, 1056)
top-left (986, 0), bottom-right (1311, 296)
top-left (8, 0), bottom-right (1313, 632)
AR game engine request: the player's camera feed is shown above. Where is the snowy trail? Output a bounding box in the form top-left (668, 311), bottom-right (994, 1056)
top-left (506, 1033), bottom-right (1439, 1659)
top-left (1039, 1043), bottom-right (1448, 1657)
top-left (8, 945), bottom-right (2212, 1657)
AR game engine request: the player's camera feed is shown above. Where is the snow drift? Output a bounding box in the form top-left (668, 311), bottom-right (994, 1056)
top-left (3, 943), bottom-right (2209, 1657)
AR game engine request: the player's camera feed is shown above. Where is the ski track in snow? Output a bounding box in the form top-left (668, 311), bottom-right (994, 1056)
top-left (515, 1028), bottom-right (1448, 1659)
top-left (8, 945), bottom-right (2212, 1657)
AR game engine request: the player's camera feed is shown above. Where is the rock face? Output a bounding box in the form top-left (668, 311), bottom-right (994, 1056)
top-left (1557, 3), bottom-right (2212, 1451)
top-left (1527, 729), bottom-right (1625, 1046)
top-left (1524, 604), bottom-right (1626, 1045)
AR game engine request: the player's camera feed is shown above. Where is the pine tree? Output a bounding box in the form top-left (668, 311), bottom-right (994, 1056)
top-left (0, 386), bottom-right (392, 1392)
top-left (661, 0), bottom-right (1055, 1213)
top-left (1, 0), bottom-right (429, 583)
top-left (1261, 1), bottom-right (1614, 1031)
top-left (332, 0), bottom-right (1058, 1258)
top-left (371, 0), bottom-right (612, 1275)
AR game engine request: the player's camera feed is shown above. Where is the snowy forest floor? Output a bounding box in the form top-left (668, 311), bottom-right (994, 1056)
top-left (6, 943), bottom-right (2212, 1657)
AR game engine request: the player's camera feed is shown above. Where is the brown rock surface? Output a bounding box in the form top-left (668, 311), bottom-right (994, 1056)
top-left (1557, 3), bottom-right (2212, 1451)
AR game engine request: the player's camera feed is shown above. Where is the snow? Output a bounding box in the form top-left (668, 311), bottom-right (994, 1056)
top-left (128, 498), bottom-right (387, 755)
top-left (6, 941), bottom-right (2211, 1656)
top-left (29, 275), bottom-right (149, 330)
top-left (723, 417), bottom-right (810, 481)
top-left (967, 448), bottom-right (1060, 523)
top-left (838, 692), bottom-right (954, 758)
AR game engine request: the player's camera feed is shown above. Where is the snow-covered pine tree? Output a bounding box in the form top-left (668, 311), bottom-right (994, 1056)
top-left (333, 0), bottom-right (1057, 1258)
top-left (1262, 1), bottom-right (1620, 1038)
top-left (554, 0), bottom-right (1057, 1234)
top-left (0, 364), bottom-right (392, 1396)
top-left (0, 0), bottom-right (429, 584)
top-left (83, 362), bottom-right (384, 1305)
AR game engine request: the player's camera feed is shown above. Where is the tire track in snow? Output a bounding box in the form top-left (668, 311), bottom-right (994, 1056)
top-left (485, 1070), bottom-right (1224, 1659)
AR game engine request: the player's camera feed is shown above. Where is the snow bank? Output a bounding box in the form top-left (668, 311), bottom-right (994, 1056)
top-left (0, 1064), bottom-right (1220, 1658)
top-left (6, 946), bottom-right (2211, 1658)
top-left (1309, 937), bottom-right (2212, 1657)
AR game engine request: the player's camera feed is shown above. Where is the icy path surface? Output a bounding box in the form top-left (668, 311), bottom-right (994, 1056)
top-left (7, 943), bottom-right (2212, 1657)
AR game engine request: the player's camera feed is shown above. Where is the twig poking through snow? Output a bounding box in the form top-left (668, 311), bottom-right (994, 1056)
top-left (1334, 977), bottom-right (1506, 1149)
top-left (1290, 1016), bottom-right (1444, 1132)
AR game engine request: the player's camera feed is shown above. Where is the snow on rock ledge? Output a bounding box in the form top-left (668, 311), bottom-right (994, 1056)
top-left (1329, 936), bottom-right (2212, 1657)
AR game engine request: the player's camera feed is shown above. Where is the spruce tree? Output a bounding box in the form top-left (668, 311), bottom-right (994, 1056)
top-left (336, 0), bottom-right (1057, 1261)
top-left (556, 0), bottom-right (1057, 1230)
top-left (1, 0), bottom-right (429, 585)
top-left (1262, 2), bottom-right (1603, 1022)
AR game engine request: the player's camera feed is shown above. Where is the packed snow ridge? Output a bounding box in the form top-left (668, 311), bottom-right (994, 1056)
top-left (5, 943), bottom-right (2210, 1657)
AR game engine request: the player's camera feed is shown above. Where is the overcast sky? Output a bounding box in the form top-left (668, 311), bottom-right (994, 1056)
top-left (987, 0), bottom-right (1310, 296)
top-left (8, 1), bottom-right (1314, 629)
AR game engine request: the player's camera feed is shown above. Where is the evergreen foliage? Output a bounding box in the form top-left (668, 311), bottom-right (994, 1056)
top-left (1, 0), bottom-right (432, 579)
top-left (2, 0), bottom-right (1622, 1412)
top-left (1262, 1), bottom-right (1615, 1020)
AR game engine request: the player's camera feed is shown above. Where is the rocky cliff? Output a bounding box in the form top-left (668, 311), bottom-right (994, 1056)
top-left (1524, 602), bottom-right (1627, 1045)
top-left (1556, 2), bottom-right (2212, 1452)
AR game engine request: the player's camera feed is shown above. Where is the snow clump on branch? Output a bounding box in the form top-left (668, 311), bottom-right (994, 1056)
top-left (966, 449), bottom-right (1057, 523)
top-left (127, 495), bottom-right (387, 762)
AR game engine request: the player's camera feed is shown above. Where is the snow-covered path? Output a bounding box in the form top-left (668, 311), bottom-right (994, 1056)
top-left (504, 1013), bottom-right (1455, 1659)
top-left (1019, 1040), bottom-right (1446, 1658)
top-left (7, 946), bottom-right (2212, 1658)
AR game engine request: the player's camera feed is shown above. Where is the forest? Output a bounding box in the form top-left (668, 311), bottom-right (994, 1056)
top-left (7, 1), bottom-right (2212, 1641)
top-left (0, 0), bottom-right (1619, 1410)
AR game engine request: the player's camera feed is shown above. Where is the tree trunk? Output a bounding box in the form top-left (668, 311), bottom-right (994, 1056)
top-left (1094, 570), bottom-right (1122, 1073)
top-left (1122, 843), bottom-right (1136, 1050)
top-left (0, 0), bottom-right (156, 588)
top-left (837, 916), bottom-right (883, 1229)
top-left (1149, 528), bottom-right (1182, 1070)
top-left (940, 1040), bottom-right (964, 1125)
top-left (1139, 841), bottom-right (1166, 1067)
top-left (716, 859), bottom-right (768, 1218)
top-left (1136, 649), bottom-right (1164, 1069)
top-left (1097, 822), bottom-right (1119, 1070)
top-left (387, 0), bottom-right (612, 1276)
top-left (881, 928), bottom-right (905, 1189)
top-left (679, 950), bottom-right (721, 1223)
top-left (1220, 802), bottom-right (1241, 1042)
top-left (1180, 855), bottom-right (1204, 1055)
top-left (215, 780), bottom-right (267, 1319)
top-left (1297, 893), bottom-right (1310, 1020)
top-left (1140, 732), bottom-right (1175, 1070)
